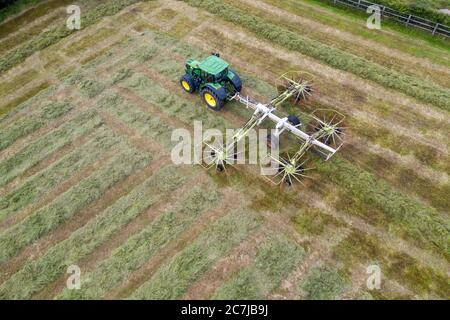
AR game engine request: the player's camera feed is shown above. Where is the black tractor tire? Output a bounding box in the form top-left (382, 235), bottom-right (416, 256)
top-left (228, 69), bottom-right (242, 93)
top-left (180, 74), bottom-right (196, 93)
top-left (201, 87), bottom-right (224, 111)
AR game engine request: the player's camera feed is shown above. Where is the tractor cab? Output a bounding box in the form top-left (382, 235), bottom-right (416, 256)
top-left (181, 54), bottom-right (242, 111)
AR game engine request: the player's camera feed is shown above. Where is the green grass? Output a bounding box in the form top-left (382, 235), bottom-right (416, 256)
top-left (0, 164), bottom-right (187, 299)
top-left (0, 82), bottom-right (52, 118)
top-left (333, 230), bottom-right (450, 298)
top-left (183, 0), bottom-right (450, 111)
top-left (123, 73), bottom-right (228, 130)
top-left (292, 208), bottom-right (339, 236)
top-left (98, 93), bottom-right (174, 149)
top-left (0, 11), bottom-right (63, 56)
top-left (0, 145), bottom-right (152, 263)
top-left (316, 157), bottom-right (450, 256)
top-left (63, 28), bottom-right (113, 57)
top-left (0, 110), bottom-right (104, 187)
top-left (78, 79), bottom-right (105, 98)
top-left (279, 0), bottom-right (450, 64)
top-left (59, 184), bottom-right (220, 299)
top-left (0, 0), bottom-right (144, 74)
top-left (130, 210), bottom-right (263, 299)
top-left (0, 69), bottom-right (38, 97)
top-left (0, 101), bottom-right (73, 152)
top-left (213, 234), bottom-right (305, 299)
top-left (299, 265), bottom-right (348, 299)
top-left (0, 126), bottom-right (120, 222)
top-left (112, 68), bottom-right (134, 85)
top-left (224, 0), bottom-right (450, 88)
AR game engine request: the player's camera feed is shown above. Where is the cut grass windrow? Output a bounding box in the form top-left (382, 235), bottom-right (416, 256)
top-left (129, 210), bottom-right (263, 299)
top-left (316, 157), bottom-right (450, 257)
top-left (213, 234), bottom-right (305, 299)
top-left (0, 145), bottom-right (152, 263)
top-left (0, 0), bottom-right (144, 74)
top-left (182, 0), bottom-right (450, 111)
top-left (0, 101), bottom-right (73, 152)
top-left (0, 126), bottom-right (121, 222)
top-left (299, 264), bottom-right (348, 299)
top-left (333, 230), bottom-right (450, 298)
top-left (123, 73), bottom-right (229, 130)
top-left (58, 184), bottom-right (221, 299)
top-left (97, 93), bottom-right (174, 150)
top-left (0, 110), bottom-right (103, 187)
top-left (0, 165), bottom-right (187, 299)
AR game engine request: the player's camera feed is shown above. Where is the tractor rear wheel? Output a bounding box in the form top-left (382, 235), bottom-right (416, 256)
top-left (228, 69), bottom-right (242, 93)
top-left (180, 74), bottom-right (195, 93)
top-left (201, 87), bottom-right (224, 111)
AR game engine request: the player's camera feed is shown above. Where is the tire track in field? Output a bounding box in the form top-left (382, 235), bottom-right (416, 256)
top-left (183, 229), bottom-right (269, 299)
top-left (35, 171), bottom-right (203, 299)
top-left (107, 188), bottom-right (247, 299)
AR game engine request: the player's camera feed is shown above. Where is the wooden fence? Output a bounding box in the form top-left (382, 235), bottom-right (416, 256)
top-left (330, 0), bottom-right (450, 38)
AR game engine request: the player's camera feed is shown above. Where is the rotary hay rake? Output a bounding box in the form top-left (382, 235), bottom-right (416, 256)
top-left (201, 70), bottom-right (345, 186)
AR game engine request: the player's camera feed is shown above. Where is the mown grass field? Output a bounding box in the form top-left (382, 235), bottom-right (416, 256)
top-left (0, 0), bottom-right (448, 299)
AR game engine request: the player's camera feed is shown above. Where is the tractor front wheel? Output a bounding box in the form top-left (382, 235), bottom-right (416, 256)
top-left (201, 87), bottom-right (224, 111)
top-left (180, 74), bottom-right (195, 93)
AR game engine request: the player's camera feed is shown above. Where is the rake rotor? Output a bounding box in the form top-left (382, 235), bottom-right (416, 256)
top-left (275, 71), bottom-right (315, 106)
top-left (199, 70), bottom-right (345, 187)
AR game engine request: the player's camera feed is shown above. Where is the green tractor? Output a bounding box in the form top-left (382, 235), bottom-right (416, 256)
top-left (180, 54), bottom-right (242, 111)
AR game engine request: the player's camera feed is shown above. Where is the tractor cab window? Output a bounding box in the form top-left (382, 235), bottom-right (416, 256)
top-left (216, 68), bottom-right (228, 81)
top-left (203, 71), bottom-right (214, 82)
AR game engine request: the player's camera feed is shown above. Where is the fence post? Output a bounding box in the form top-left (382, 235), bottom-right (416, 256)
top-left (432, 23), bottom-right (439, 35)
top-left (333, 0), bottom-right (336, 4)
top-left (357, 0), bottom-right (361, 7)
top-left (406, 14), bottom-right (411, 26)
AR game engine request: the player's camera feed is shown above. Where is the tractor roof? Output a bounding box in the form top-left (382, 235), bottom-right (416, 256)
top-left (198, 55), bottom-right (229, 75)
